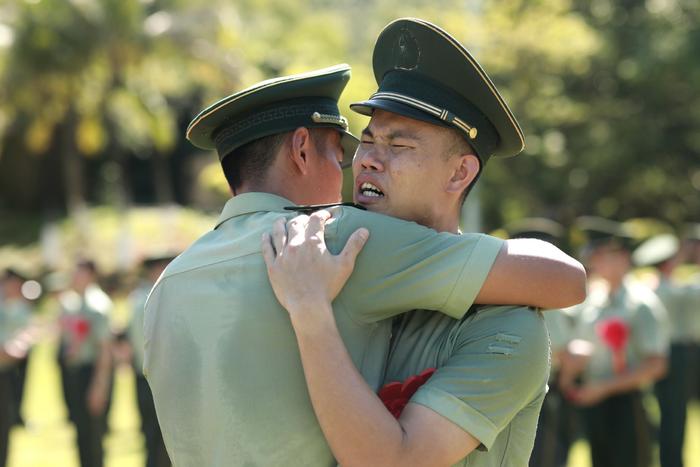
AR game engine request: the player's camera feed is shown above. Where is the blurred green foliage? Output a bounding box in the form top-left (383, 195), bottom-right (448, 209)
top-left (0, 0), bottom-right (698, 234)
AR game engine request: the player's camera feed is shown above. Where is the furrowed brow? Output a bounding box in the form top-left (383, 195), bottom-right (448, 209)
top-left (388, 130), bottom-right (421, 142)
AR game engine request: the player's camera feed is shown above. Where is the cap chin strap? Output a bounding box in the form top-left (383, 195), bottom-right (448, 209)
top-left (369, 91), bottom-right (477, 139)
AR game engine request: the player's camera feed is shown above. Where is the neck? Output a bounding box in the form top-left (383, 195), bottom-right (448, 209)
top-left (235, 156), bottom-right (313, 205)
top-left (425, 200), bottom-right (462, 233)
top-left (428, 215), bottom-right (461, 233)
top-left (236, 173), bottom-right (301, 204)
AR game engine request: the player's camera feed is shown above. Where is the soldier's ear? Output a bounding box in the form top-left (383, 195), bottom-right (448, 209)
top-left (289, 127), bottom-right (313, 175)
top-left (446, 154), bottom-right (480, 194)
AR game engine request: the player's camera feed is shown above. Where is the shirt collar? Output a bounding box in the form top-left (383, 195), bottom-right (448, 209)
top-left (215, 192), bottom-right (295, 229)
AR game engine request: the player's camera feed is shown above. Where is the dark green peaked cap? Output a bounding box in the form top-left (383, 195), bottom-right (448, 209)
top-left (351, 18), bottom-right (524, 162)
top-left (507, 217), bottom-right (564, 244)
top-left (186, 64), bottom-right (359, 167)
top-left (575, 216), bottom-right (635, 250)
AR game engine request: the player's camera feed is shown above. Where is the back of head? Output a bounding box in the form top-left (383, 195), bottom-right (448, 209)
top-left (187, 65), bottom-right (359, 195)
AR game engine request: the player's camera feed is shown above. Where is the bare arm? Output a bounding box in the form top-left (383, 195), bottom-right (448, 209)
top-left (477, 238), bottom-right (587, 309)
top-left (0, 322), bottom-right (42, 365)
top-left (87, 338), bottom-right (112, 416)
top-left (263, 212), bottom-right (480, 466)
top-left (290, 303), bottom-right (479, 467)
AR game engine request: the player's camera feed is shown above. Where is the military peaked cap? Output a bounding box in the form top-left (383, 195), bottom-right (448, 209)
top-left (575, 216), bottom-right (635, 250)
top-left (351, 18), bottom-right (524, 162)
top-left (507, 218), bottom-right (565, 244)
top-left (186, 64), bottom-right (358, 166)
top-left (632, 233), bottom-right (680, 267)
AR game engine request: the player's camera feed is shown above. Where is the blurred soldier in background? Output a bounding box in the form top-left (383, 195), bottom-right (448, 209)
top-left (0, 268), bottom-right (33, 467)
top-left (57, 260), bottom-right (113, 467)
top-left (506, 218), bottom-right (579, 467)
top-left (633, 233), bottom-right (699, 467)
top-left (682, 225), bottom-right (700, 403)
top-left (562, 217), bottom-right (669, 467)
top-left (126, 254), bottom-right (173, 467)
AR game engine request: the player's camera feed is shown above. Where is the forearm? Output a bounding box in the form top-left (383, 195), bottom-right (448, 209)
top-left (91, 341), bottom-right (112, 389)
top-left (599, 356), bottom-right (667, 396)
top-left (289, 303), bottom-right (409, 467)
top-left (476, 239), bottom-right (587, 309)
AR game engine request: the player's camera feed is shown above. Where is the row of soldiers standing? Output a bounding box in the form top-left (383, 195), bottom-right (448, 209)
top-left (0, 256), bottom-right (173, 467)
top-left (522, 217), bottom-right (700, 467)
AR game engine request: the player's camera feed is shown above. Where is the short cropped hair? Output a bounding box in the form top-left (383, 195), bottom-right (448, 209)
top-left (222, 132), bottom-right (291, 193)
top-left (221, 128), bottom-right (333, 193)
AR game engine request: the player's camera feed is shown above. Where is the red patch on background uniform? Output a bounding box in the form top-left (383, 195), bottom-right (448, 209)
top-left (62, 316), bottom-right (92, 342)
top-left (378, 368), bottom-right (436, 418)
top-left (74, 318), bottom-right (91, 340)
top-left (595, 317), bottom-right (629, 373)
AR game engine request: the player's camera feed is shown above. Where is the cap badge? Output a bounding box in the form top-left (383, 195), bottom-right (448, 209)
top-left (394, 28), bottom-right (420, 70)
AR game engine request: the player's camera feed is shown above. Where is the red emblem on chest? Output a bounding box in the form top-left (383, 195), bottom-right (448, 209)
top-left (595, 317), bottom-right (630, 374)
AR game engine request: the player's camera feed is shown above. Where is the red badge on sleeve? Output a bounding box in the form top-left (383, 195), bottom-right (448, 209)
top-left (378, 368), bottom-right (436, 418)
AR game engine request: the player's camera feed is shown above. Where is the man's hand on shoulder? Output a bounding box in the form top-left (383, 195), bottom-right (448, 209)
top-left (262, 210), bottom-right (369, 318)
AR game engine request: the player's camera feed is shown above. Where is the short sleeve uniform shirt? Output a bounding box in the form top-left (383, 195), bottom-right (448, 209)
top-left (573, 279), bottom-right (669, 383)
top-left (143, 193), bottom-right (503, 467)
top-left (384, 305), bottom-right (550, 467)
top-left (654, 278), bottom-right (693, 343)
top-left (58, 284), bottom-right (112, 367)
top-left (0, 298), bottom-right (32, 371)
top-left (127, 282), bottom-right (152, 373)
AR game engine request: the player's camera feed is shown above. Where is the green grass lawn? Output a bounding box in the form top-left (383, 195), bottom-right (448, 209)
top-left (7, 338), bottom-right (144, 467)
top-left (8, 337), bottom-right (700, 467)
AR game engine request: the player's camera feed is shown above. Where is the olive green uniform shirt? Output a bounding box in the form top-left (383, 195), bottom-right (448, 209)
top-left (0, 298), bottom-right (32, 370)
top-left (675, 278), bottom-right (700, 343)
top-left (573, 279), bottom-right (669, 383)
top-left (143, 193), bottom-right (503, 467)
top-left (58, 284), bottom-right (112, 367)
top-left (543, 308), bottom-right (572, 376)
top-left (384, 306), bottom-right (550, 467)
top-left (127, 282), bottom-right (152, 373)
top-left (544, 310), bottom-right (571, 354)
top-left (654, 278), bottom-right (699, 343)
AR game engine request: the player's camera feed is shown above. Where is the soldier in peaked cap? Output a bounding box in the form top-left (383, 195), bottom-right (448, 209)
top-left (123, 254), bottom-right (176, 467)
top-left (145, 57), bottom-right (585, 465)
top-left (562, 217), bottom-right (669, 467)
top-left (681, 224), bottom-right (700, 404)
top-left (0, 268), bottom-right (34, 467)
top-left (502, 219), bottom-right (580, 467)
top-left (57, 260), bottom-right (114, 467)
top-left (635, 233), bottom-right (700, 467)
top-left (260, 18), bottom-right (585, 467)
